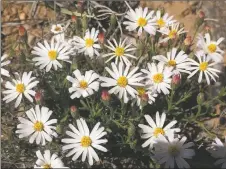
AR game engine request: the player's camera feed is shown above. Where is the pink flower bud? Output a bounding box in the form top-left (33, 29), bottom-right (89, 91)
top-left (205, 25), bottom-right (211, 32)
top-left (18, 25), bottom-right (26, 36)
top-left (98, 32), bottom-right (105, 44)
top-left (172, 74), bottom-right (181, 85)
top-left (101, 90), bottom-right (110, 101)
top-left (35, 91), bottom-right (42, 102)
top-left (184, 36), bottom-right (192, 46)
top-left (70, 105), bottom-right (77, 113)
top-left (71, 15), bottom-right (77, 22)
top-left (199, 11), bottom-right (205, 18)
top-left (77, 1), bottom-right (84, 10)
top-left (140, 93), bottom-right (149, 102)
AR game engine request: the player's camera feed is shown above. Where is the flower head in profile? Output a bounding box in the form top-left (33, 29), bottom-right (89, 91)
top-left (197, 33), bottom-right (224, 62)
top-left (187, 51), bottom-right (220, 85)
top-left (100, 62), bottom-right (144, 103)
top-left (16, 105), bottom-right (57, 145)
top-left (1, 53), bottom-right (11, 82)
top-left (135, 86), bottom-right (157, 108)
top-left (153, 134), bottom-right (195, 168)
top-left (35, 150), bottom-right (69, 168)
top-left (138, 112), bottom-right (180, 148)
top-left (141, 62), bottom-right (173, 95)
top-left (158, 23), bottom-right (187, 43)
top-left (153, 48), bottom-right (191, 74)
top-left (102, 38), bottom-right (137, 66)
top-left (2, 72), bottom-right (39, 108)
top-left (69, 28), bottom-right (100, 58)
top-left (123, 7), bottom-right (156, 36)
top-left (62, 118), bottom-right (108, 166)
top-left (32, 39), bottom-right (72, 72)
top-left (154, 10), bottom-right (176, 29)
top-left (67, 69), bottom-right (99, 99)
top-left (207, 137), bottom-right (226, 168)
top-left (51, 24), bottom-right (65, 42)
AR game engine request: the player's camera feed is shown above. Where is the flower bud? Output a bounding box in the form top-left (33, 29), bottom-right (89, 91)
top-left (70, 105), bottom-right (77, 113)
top-left (204, 25), bottom-right (211, 32)
top-left (71, 15), bottom-right (77, 22)
top-left (197, 92), bottom-right (205, 104)
top-left (35, 91), bottom-right (42, 103)
top-left (18, 25), bottom-right (26, 36)
top-left (184, 36), bottom-right (192, 46)
top-left (172, 73), bottom-right (181, 85)
top-left (77, 1), bottom-right (84, 12)
top-left (140, 93), bottom-right (149, 103)
top-left (198, 11), bottom-right (205, 18)
top-left (101, 90), bottom-right (110, 101)
top-left (70, 105), bottom-right (78, 118)
top-left (98, 32), bottom-right (105, 44)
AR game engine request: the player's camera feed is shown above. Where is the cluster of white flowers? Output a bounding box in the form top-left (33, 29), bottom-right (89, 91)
top-left (1, 5), bottom-right (225, 169)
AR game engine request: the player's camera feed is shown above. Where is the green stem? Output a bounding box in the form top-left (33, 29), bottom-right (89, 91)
top-left (167, 87), bottom-right (175, 111)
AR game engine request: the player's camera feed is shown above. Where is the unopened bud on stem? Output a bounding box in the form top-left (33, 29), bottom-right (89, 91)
top-left (101, 90), bottom-right (110, 101)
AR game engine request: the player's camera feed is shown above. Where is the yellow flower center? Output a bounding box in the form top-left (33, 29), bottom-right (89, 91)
top-left (199, 62), bottom-right (208, 71)
top-left (153, 73), bottom-right (164, 83)
top-left (117, 76), bottom-right (128, 88)
top-left (79, 80), bottom-right (88, 89)
top-left (137, 17), bottom-right (147, 27)
top-left (168, 30), bottom-right (177, 39)
top-left (16, 84), bottom-right (25, 93)
top-left (81, 136), bottom-right (92, 147)
top-left (208, 44), bottom-right (217, 53)
top-left (48, 50), bottom-right (57, 61)
top-left (167, 60), bottom-right (176, 67)
top-left (33, 121), bottom-right (44, 131)
top-left (115, 47), bottom-right (125, 57)
top-left (43, 164), bottom-right (51, 169)
top-left (85, 38), bottom-right (94, 47)
top-left (156, 18), bottom-right (165, 27)
top-left (137, 87), bottom-right (146, 97)
top-left (168, 145), bottom-right (180, 156)
top-left (153, 127), bottom-right (165, 137)
top-left (54, 26), bottom-right (62, 32)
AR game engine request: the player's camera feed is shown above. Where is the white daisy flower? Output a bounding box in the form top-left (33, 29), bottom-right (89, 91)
top-left (15, 105), bottom-right (57, 145)
top-left (187, 51), bottom-right (220, 85)
top-left (69, 28), bottom-right (100, 58)
top-left (197, 33), bottom-right (224, 63)
top-left (102, 38), bottom-right (137, 66)
top-left (123, 7), bottom-right (156, 36)
top-left (1, 53), bottom-right (11, 81)
top-left (153, 48), bottom-right (191, 74)
top-left (207, 137), bottom-right (226, 168)
top-left (51, 24), bottom-right (65, 43)
top-left (35, 150), bottom-right (69, 168)
top-left (32, 39), bottom-right (72, 72)
top-left (154, 10), bottom-right (176, 29)
top-left (141, 62), bottom-right (173, 95)
top-left (2, 72), bottom-right (39, 108)
top-left (100, 62), bottom-right (144, 103)
top-left (66, 69), bottom-right (99, 99)
top-left (62, 118), bottom-right (108, 166)
top-left (135, 86), bottom-right (158, 108)
top-left (138, 112), bottom-right (180, 148)
top-left (158, 23), bottom-right (187, 43)
top-left (153, 134), bottom-right (195, 168)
